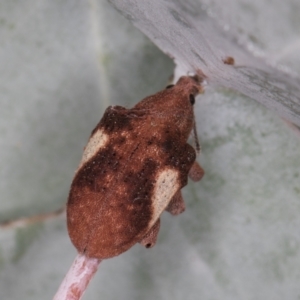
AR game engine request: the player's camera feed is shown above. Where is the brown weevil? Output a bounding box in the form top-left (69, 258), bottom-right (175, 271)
top-left (67, 74), bottom-right (205, 259)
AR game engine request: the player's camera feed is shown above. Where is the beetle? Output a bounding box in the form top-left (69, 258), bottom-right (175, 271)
top-left (67, 74), bottom-right (205, 259)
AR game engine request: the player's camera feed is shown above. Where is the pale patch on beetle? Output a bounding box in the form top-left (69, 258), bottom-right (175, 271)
top-left (78, 128), bottom-right (109, 169)
top-left (150, 168), bottom-right (180, 228)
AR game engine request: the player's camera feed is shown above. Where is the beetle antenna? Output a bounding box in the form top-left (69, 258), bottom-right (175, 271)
top-left (193, 117), bottom-right (201, 155)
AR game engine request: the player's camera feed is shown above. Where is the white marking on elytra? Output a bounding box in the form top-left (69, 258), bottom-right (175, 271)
top-left (150, 168), bottom-right (179, 228)
top-left (78, 129), bottom-right (109, 170)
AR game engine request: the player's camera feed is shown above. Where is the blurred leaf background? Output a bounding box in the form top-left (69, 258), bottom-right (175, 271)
top-left (0, 0), bottom-right (300, 299)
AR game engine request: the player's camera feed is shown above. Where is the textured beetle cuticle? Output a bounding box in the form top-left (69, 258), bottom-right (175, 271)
top-left (67, 75), bottom-right (205, 259)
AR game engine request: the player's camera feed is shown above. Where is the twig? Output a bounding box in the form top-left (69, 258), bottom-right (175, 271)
top-left (0, 207), bottom-right (65, 229)
top-left (53, 253), bottom-right (101, 300)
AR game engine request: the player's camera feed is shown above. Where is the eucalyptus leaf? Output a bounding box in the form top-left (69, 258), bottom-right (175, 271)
top-left (0, 0), bottom-right (300, 299)
top-left (109, 0), bottom-right (300, 126)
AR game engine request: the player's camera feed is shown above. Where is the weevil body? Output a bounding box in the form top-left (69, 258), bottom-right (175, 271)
top-left (67, 75), bottom-right (205, 259)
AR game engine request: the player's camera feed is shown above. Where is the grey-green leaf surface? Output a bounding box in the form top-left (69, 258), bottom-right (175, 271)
top-left (0, 0), bottom-right (300, 299)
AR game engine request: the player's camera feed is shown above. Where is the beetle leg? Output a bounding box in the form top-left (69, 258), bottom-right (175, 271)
top-left (189, 161), bottom-right (204, 182)
top-left (166, 190), bottom-right (185, 215)
top-left (139, 218), bottom-right (160, 248)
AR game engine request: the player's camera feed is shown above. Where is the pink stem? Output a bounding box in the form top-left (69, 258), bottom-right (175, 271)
top-left (53, 253), bottom-right (101, 300)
